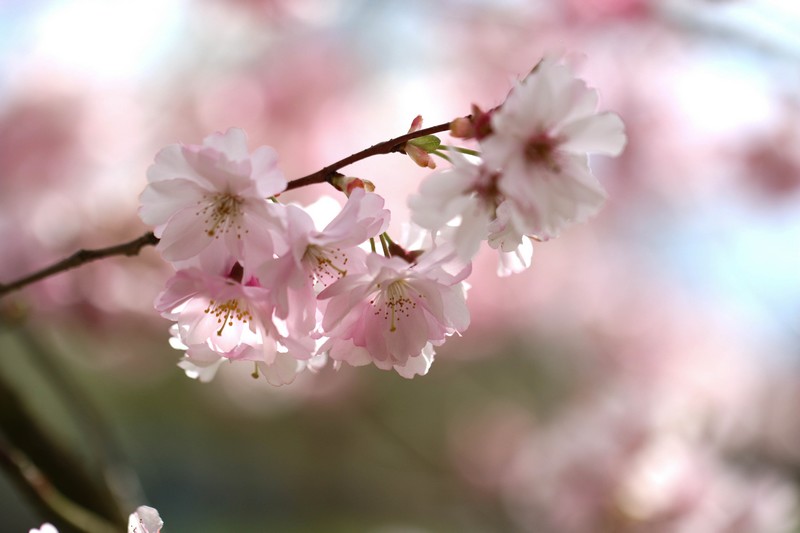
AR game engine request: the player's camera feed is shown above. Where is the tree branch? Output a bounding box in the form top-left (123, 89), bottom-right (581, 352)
top-left (0, 232), bottom-right (159, 299)
top-left (0, 119), bottom-right (455, 299)
top-left (0, 372), bottom-right (126, 530)
top-left (285, 119), bottom-right (453, 191)
top-left (0, 444), bottom-right (119, 533)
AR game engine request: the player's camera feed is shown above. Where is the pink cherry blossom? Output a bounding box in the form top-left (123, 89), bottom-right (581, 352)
top-left (155, 266), bottom-right (313, 384)
top-left (326, 338), bottom-right (436, 378)
top-left (257, 187), bottom-right (389, 328)
top-left (318, 249), bottom-right (469, 374)
top-left (481, 57), bottom-right (626, 240)
top-left (139, 127), bottom-right (287, 269)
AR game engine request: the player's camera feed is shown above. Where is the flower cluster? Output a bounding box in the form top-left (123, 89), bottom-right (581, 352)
top-left (410, 57), bottom-right (626, 275)
top-left (139, 57), bottom-right (625, 384)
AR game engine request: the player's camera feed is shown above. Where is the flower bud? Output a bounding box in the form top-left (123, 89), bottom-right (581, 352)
top-left (330, 174), bottom-right (375, 196)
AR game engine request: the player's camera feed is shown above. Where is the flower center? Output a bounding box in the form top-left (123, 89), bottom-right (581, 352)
top-left (204, 298), bottom-right (252, 336)
top-left (372, 280), bottom-right (418, 332)
top-left (470, 169), bottom-right (503, 218)
top-left (303, 245), bottom-right (348, 286)
top-left (197, 193), bottom-right (245, 238)
top-left (524, 133), bottom-right (561, 172)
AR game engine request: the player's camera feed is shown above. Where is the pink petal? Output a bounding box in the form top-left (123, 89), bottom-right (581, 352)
top-left (157, 208), bottom-right (213, 262)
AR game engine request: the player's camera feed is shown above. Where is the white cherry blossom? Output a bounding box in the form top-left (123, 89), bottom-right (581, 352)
top-left (481, 57), bottom-right (626, 240)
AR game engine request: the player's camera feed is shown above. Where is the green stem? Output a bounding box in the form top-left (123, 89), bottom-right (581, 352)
top-left (379, 234), bottom-right (391, 257)
top-left (431, 150), bottom-right (452, 163)
top-left (440, 145), bottom-right (481, 157)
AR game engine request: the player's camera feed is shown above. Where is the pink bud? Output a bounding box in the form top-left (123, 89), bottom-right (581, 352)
top-left (408, 115), bottom-right (424, 133)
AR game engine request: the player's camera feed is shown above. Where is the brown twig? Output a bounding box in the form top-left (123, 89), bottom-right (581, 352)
top-left (284, 120), bottom-right (452, 191)
top-left (0, 232), bottom-right (159, 299)
top-left (0, 119), bottom-right (455, 299)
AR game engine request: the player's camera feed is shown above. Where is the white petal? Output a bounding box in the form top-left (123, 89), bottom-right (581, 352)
top-left (202, 127), bottom-right (250, 161)
top-left (250, 145), bottom-right (287, 197)
top-left (138, 178), bottom-right (207, 228)
top-left (147, 144), bottom-right (206, 185)
top-left (258, 352), bottom-right (302, 386)
top-left (128, 505), bottom-right (163, 533)
top-left (560, 112), bottom-right (627, 156)
top-left (157, 208), bottom-right (212, 262)
top-left (394, 344), bottom-right (436, 378)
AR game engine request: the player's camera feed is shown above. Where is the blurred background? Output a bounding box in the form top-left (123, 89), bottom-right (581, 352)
top-left (1, 0), bottom-right (800, 531)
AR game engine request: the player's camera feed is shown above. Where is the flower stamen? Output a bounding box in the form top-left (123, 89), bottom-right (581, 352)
top-left (303, 245), bottom-right (348, 286)
top-left (198, 193), bottom-right (245, 238)
top-left (203, 298), bottom-right (253, 336)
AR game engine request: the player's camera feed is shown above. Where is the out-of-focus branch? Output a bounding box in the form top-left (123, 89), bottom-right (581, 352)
top-left (0, 443), bottom-right (118, 533)
top-left (0, 232), bottom-right (159, 299)
top-left (0, 119), bottom-right (456, 299)
top-left (0, 373), bottom-right (126, 530)
top-left (10, 324), bottom-right (144, 508)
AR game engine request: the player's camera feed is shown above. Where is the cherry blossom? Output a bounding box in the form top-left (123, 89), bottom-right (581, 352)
top-left (155, 266), bottom-right (313, 384)
top-left (409, 150), bottom-right (534, 275)
top-left (318, 249), bottom-right (470, 375)
top-left (128, 505), bottom-right (163, 533)
top-left (139, 127), bottom-right (287, 271)
top-left (257, 187), bottom-right (389, 327)
top-left (481, 57), bottom-right (626, 240)
top-left (409, 149), bottom-right (496, 262)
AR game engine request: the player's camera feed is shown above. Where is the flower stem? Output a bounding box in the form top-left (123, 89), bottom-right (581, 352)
top-left (440, 145), bottom-right (481, 157)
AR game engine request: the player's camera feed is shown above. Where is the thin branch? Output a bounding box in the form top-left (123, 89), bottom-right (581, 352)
top-left (0, 443), bottom-right (119, 533)
top-left (284, 120), bottom-right (453, 191)
top-left (12, 325), bottom-right (144, 508)
top-left (0, 119), bottom-right (456, 299)
top-left (0, 372), bottom-right (126, 528)
top-left (0, 232), bottom-right (159, 299)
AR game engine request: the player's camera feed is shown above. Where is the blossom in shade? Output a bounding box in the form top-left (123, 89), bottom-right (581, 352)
top-left (139, 127), bottom-right (287, 270)
top-left (487, 202), bottom-right (534, 276)
top-left (156, 266), bottom-right (313, 384)
top-left (318, 249), bottom-right (470, 374)
top-left (326, 339), bottom-right (437, 378)
top-left (481, 57), bottom-right (626, 240)
top-left (409, 149), bottom-right (499, 262)
top-left (128, 505), bottom-right (163, 533)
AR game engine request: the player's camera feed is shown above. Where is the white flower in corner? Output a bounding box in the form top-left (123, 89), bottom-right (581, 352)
top-left (29, 524), bottom-right (59, 533)
top-left (128, 505), bottom-right (163, 533)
